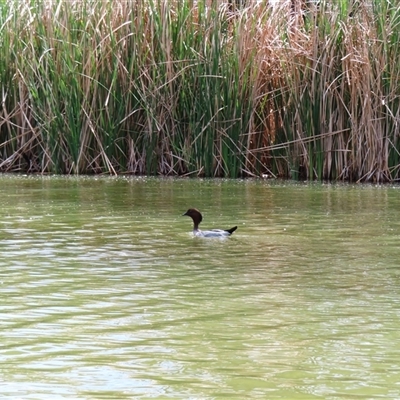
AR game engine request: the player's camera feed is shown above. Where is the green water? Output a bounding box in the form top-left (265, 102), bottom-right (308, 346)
top-left (1, 175), bottom-right (400, 399)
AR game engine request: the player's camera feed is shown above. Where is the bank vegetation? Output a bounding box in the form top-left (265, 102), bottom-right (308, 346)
top-left (0, 0), bottom-right (399, 181)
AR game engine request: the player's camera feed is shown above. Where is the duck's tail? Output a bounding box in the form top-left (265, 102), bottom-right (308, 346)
top-left (225, 226), bottom-right (237, 234)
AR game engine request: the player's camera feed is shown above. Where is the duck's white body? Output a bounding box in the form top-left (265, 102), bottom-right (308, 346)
top-left (194, 229), bottom-right (234, 238)
top-left (183, 208), bottom-right (237, 238)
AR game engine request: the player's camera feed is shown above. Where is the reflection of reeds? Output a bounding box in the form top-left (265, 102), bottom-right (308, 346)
top-left (0, 1), bottom-right (399, 181)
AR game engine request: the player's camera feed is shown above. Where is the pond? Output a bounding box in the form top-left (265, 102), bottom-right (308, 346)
top-left (1, 175), bottom-right (400, 399)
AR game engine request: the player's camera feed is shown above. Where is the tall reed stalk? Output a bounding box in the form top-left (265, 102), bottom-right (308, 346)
top-left (0, 0), bottom-right (399, 181)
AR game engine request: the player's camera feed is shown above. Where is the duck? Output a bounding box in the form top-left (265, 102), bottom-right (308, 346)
top-left (183, 208), bottom-right (237, 237)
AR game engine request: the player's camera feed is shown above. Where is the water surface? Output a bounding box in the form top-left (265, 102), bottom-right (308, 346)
top-left (1, 175), bottom-right (400, 399)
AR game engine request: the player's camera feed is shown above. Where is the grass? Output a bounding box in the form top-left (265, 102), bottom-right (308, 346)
top-left (0, 0), bottom-right (400, 181)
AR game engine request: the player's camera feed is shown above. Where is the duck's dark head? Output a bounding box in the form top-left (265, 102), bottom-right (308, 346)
top-left (183, 208), bottom-right (202, 228)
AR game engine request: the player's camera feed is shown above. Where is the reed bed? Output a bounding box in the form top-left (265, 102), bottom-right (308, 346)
top-left (0, 0), bottom-right (399, 181)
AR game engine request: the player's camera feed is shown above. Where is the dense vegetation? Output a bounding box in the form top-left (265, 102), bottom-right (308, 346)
top-left (1, 0), bottom-right (399, 181)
